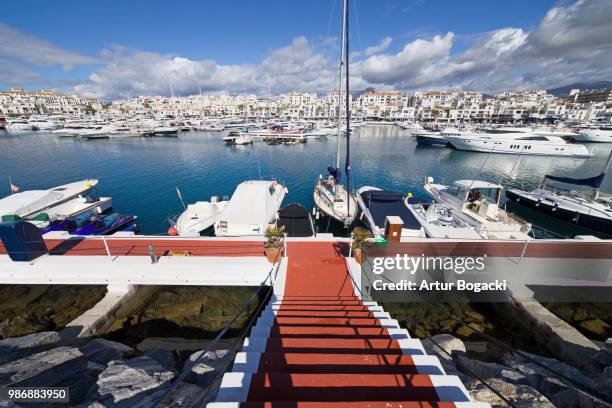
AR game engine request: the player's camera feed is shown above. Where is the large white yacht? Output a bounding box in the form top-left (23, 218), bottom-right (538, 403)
top-left (5, 120), bottom-right (32, 131)
top-left (424, 177), bottom-right (532, 240)
top-left (214, 180), bottom-right (287, 236)
top-left (446, 134), bottom-right (592, 157)
top-left (574, 128), bottom-right (612, 143)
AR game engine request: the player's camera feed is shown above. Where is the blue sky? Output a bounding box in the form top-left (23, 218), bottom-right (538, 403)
top-left (1, 0), bottom-right (611, 98)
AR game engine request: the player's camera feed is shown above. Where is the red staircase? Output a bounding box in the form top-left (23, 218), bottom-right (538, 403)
top-left (208, 242), bottom-right (489, 408)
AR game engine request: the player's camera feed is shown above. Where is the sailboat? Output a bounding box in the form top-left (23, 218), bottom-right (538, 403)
top-left (313, 0), bottom-right (357, 227)
top-left (505, 150), bottom-right (612, 237)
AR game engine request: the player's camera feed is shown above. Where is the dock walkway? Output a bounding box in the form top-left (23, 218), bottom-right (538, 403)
top-left (210, 242), bottom-right (489, 407)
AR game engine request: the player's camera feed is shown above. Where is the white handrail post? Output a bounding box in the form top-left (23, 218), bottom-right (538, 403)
top-left (148, 244), bottom-right (156, 264)
top-left (102, 236), bottom-right (111, 258)
top-left (283, 233), bottom-right (288, 258)
top-left (348, 233), bottom-right (353, 258)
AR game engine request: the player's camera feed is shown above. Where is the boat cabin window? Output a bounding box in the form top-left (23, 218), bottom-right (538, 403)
top-left (467, 187), bottom-right (501, 204)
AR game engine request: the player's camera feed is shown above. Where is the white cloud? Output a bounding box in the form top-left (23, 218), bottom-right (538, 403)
top-left (75, 37), bottom-right (340, 98)
top-left (0, 23), bottom-right (97, 69)
top-left (352, 37), bottom-right (392, 58)
top-left (355, 33), bottom-right (453, 85)
top-left (350, 0), bottom-right (612, 92)
top-left (4, 0), bottom-right (612, 96)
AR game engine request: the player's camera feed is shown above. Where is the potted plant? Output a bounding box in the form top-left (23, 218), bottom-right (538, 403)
top-left (264, 225), bottom-right (286, 263)
top-left (352, 226), bottom-right (372, 264)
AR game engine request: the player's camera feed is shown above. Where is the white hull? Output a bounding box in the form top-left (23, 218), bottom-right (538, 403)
top-left (176, 200), bottom-right (229, 237)
top-left (574, 129), bottom-right (612, 143)
top-left (424, 179), bottom-right (531, 240)
top-left (0, 179), bottom-right (99, 219)
top-left (313, 178), bottom-right (357, 226)
top-left (447, 136), bottom-right (592, 157)
top-left (5, 123), bottom-right (32, 131)
top-left (214, 180), bottom-right (287, 236)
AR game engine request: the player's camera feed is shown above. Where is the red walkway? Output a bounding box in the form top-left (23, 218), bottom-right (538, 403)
top-left (0, 238), bottom-right (263, 257)
top-left (212, 242), bottom-right (480, 407)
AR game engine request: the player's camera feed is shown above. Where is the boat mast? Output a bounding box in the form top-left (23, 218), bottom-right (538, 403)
top-left (334, 0), bottom-right (348, 171)
top-left (344, 0), bottom-right (351, 218)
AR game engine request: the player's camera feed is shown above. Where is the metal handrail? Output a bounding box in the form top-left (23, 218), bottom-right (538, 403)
top-left (174, 235), bottom-right (285, 383)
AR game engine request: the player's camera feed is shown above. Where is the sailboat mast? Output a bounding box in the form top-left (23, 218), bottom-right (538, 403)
top-left (344, 0), bottom-right (351, 218)
top-left (335, 0), bottom-right (348, 171)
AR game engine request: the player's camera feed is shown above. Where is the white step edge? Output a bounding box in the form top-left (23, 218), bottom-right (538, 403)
top-left (208, 404), bottom-right (491, 408)
top-left (213, 373), bottom-right (477, 403)
top-left (230, 351), bottom-right (445, 375)
top-left (241, 336), bottom-right (425, 354)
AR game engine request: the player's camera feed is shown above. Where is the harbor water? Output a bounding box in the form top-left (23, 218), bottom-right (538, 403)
top-left (1, 126), bottom-right (611, 236)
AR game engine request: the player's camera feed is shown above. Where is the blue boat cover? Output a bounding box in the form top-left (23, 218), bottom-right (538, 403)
top-left (545, 172), bottom-right (605, 188)
top-left (0, 221), bottom-right (48, 262)
top-left (327, 166), bottom-right (342, 184)
top-left (360, 190), bottom-right (421, 230)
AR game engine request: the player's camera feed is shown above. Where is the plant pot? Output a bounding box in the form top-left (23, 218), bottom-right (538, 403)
top-left (264, 247), bottom-right (281, 264)
top-left (353, 247), bottom-right (364, 264)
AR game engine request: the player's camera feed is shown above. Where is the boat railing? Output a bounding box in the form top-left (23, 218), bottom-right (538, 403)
top-left (0, 233), bottom-right (280, 261)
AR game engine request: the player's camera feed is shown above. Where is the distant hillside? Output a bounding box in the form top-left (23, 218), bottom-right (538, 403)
top-left (547, 81), bottom-right (612, 96)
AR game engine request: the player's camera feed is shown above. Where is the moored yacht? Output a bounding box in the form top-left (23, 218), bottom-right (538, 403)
top-left (505, 151), bottom-right (612, 238)
top-left (0, 179), bottom-right (102, 225)
top-left (214, 180), bottom-right (287, 236)
top-left (170, 196), bottom-right (229, 237)
top-left (424, 177), bottom-right (532, 240)
top-left (406, 201), bottom-right (484, 239)
top-left (356, 186), bottom-right (424, 238)
top-left (5, 120), bottom-right (32, 131)
top-left (446, 134), bottom-right (592, 157)
top-left (574, 127), bottom-right (612, 143)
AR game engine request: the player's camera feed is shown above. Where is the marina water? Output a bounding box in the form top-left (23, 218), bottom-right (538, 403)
top-left (1, 126), bottom-right (611, 236)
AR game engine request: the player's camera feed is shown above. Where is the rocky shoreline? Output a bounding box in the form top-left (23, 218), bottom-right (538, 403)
top-left (0, 329), bottom-right (610, 407)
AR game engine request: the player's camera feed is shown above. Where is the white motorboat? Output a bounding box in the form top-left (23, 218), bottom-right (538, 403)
top-left (406, 201), bottom-right (483, 239)
top-left (356, 186), bottom-right (424, 238)
top-left (424, 177), bottom-right (532, 240)
top-left (0, 179), bottom-right (100, 220)
top-left (172, 196), bottom-right (229, 237)
top-left (446, 134), bottom-right (592, 157)
top-left (29, 119), bottom-right (59, 131)
top-left (214, 180), bottom-right (287, 236)
top-left (153, 126), bottom-right (180, 136)
top-left (234, 134), bottom-right (253, 145)
top-left (574, 128), bottom-right (612, 143)
top-left (399, 122), bottom-right (423, 132)
top-left (5, 120), bottom-right (32, 131)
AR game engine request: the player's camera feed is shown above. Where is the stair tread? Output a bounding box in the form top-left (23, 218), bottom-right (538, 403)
top-left (253, 352), bottom-right (426, 373)
top-left (271, 317), bottom-right (387, 326)
top-left (211, 402), bottom-right (474, 408)
top-left (246, 373), bottom-right (462, 402)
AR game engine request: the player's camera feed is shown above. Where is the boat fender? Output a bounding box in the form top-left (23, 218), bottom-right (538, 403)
top-left (167, 226), bottom-right (178, 236)
top-left (536, 199), bottom-right (541, 207)
top-left (552, 202), bottom-right (558, 212)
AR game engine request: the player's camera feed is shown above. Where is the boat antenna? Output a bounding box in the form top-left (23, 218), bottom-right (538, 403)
top-left (335, 0), bottom-right (347, 172)
top-left (175, 186), bottom-right (186, 211)
top-left (344, 0), bottom-right (351, 219)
